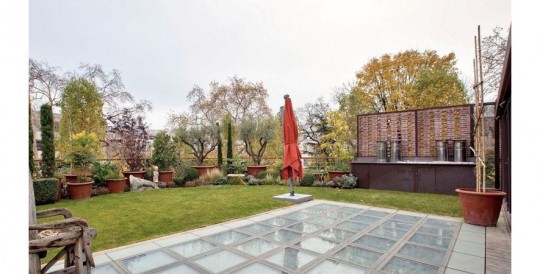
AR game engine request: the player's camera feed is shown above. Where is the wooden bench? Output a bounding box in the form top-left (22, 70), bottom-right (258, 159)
top-left (29, 174), bottom-right (97, 274)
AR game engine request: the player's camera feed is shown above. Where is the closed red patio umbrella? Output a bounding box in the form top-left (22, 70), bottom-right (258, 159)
top-left (281, 94), bottom-right (303, 196)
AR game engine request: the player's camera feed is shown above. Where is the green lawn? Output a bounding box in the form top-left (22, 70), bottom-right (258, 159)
top-left (36, 185), bottom-right (461, 262)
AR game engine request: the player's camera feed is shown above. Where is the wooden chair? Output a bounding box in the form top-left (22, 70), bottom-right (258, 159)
top-left (29, 174), bottom-right (97, 274)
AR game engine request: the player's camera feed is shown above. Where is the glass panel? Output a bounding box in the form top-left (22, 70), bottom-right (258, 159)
top-left (287, 222), bottom-right (323, 233)
top-left (193, 250), bottom-right (248, 273)
top-left (332, 245), bottom-right (383, 269)
top-left (169, 239), bottom-right (217, 258)
top-left (155, 264), bottom-right (201, 274)
top-left (121, 251), bottom-right (177, 274)
top-left (319, 228), bottom-right (356, 243)
top-left (304, 216), bottom-right (338, 226)
top-left (368, 226), bottom-right (408, 240)
top-left (353, 235), bottom-right (397, 251)
top-left (409, 233), bottom-right (452, 249)
top-left (390, 214), bottom-right (422, 224)
top-left (281, 211), bottom-right (314, 220)
top-left (209, 230), bottom-right (250, 245)
top-left (306, 259), bottom-right (367, 274)
top-left (381, 256), bottom-right (440, 274)
top-left (363, 210), bottom-right (390, 218)
top-left (234, 238), bottom-right (279, 256)
top-left (93, 264), bottom-right (120, 274)
top-left (337, 206), bottom-right (364, 214)
top-left (294, 236), bottom-right (338, 254)
top-left (398, 243), bottom-right (446, 265)
top-left (417, 225), bottom-right (457, 238)
top-left (381, 220), bottom-right (414, 231)
top-left (320, 211), bottom-right (353, 219)
top-left (424, 218), bottom-right (461, 230)
top-left (237, 223), bottom-right (275, 235)
top-left (265, 247), bottom-right (317, 270)
top-left (337, 221), bottom-right (370, 232)
top-left (351, 215), bottom-right (381, 225)
top-left (232, 262), bottom-right (287, 274)
top-left (263, 217), bottom-right (298, 227)
top-left (264, 229), bottom-right (303, 243)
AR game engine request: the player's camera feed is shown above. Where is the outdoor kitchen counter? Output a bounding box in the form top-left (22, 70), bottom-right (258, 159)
top-left (351, 157), bottom-right (476, 195)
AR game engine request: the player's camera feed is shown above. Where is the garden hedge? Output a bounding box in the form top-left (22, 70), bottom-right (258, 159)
top-left (33, 178), bottom-right (59, 205)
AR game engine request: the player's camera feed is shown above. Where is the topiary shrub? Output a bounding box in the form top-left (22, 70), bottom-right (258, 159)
top-left (33, 178), bottom-right (59, 205)
top-left (300, 173), bottom-right (316, 187)
top-left (182, 166), bottom-right (199, 183)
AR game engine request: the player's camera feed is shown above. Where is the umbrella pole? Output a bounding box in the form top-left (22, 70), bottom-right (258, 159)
top-left (288, 167), bottom-right (295, 196)
top-left (289, 177), bottom-right (295, 196)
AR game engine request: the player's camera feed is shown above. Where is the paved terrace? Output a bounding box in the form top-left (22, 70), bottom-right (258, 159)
top-left (47, 199), bottom-right (510, 274)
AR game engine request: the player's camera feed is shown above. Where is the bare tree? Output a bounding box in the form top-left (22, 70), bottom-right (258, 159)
top-left (187, 76), bottom-right (272, 125)
top-left (297, 97), bottom-right (332, 159)
top-left (481, 26), bottom-right (508, 101)
top-left (28, 59), bottom-right (67, 108)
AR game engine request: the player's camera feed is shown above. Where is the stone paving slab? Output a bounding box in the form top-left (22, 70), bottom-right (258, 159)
top-left (47, 200), bottom-right (488, 274)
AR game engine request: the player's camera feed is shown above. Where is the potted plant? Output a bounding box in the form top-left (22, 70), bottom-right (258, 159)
top-left (108, 109), bottom-right (151, 181)
top-left (105, 167), bottom-right (127, 194)
top-left (151, 131), bottom-right (178, 183)
top-left (455, 79), bottom-right (506, 226)
top-left (66, 132), bottom-right (99, 199)
top-left (326, 162), bottom-right (351, 181)
top-left (238, 116), bottom-right (276, 177)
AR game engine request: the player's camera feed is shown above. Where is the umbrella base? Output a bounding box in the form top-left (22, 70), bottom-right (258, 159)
top-left (273, 193), bottom-right (313, 204)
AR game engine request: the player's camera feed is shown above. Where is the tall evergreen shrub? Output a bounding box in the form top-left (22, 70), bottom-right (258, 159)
top-left (216, 123), bottom-right (223, 167)
top-left (29, 106), bottom-right (35, 175)
top-left (227, 122), bottom-right (233, 160)
top-left (40, 104), bottom-right (56, 177)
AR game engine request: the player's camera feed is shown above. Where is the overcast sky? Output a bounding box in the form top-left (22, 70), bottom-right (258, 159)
top-left (29, 0), bottom-right (510, 130)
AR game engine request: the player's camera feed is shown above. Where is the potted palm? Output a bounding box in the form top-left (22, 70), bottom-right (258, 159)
top-left (66, 132), bottom-right (99, 199)
top-left (151, 131), bottom-right (178, 183)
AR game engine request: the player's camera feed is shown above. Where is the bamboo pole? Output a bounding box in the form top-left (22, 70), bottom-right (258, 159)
top-left (473, 38), bottom-right (481, 192)
top-left (477, 26), bottom-right (487, 192)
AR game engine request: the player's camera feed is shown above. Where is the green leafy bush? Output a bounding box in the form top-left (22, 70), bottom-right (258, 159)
top-left (213, 177), bottom-right (228, 185)
top-left (182, 166), bottom-right (199, 183)
top-left (33, 178), bottom-right (58, 205)
top-left (256, 171), bottom-right (269, 180)
top-left (300, 173), bottom-right (316, 187)
top-left (335, 174), bottom-right (357, 189)
top-left (173, 177), bottom-right (185, 187)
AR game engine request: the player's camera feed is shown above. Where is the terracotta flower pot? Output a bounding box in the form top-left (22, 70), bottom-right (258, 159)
top-left (328, 171), bottom-right (350, 181)
top-left (64, 174), bottom-right (79, 184)
top-left (246, 165), bottom-right (268, 177)
top-left (67, 181), bottom-right (94, 200)
top-left (192, 166), bottom-right (217, 176)
top-left (106, 178), bottom-right (127, 193)
top-left (158, 170), bottom-right (174, 183)
top-left (455, 188), bottom-right (507, 226)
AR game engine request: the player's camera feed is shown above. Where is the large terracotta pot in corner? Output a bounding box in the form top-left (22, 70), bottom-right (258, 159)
top-left (246, 165), bottom-right (268, 177)
top-left (158, 170), bottom-right (174, 183)
top-left (106, 178), bottom-right (127, 193)
top-left (67, 181), bottom-right (94, 200)
top-left (455, 188), bottom-right (507, 226)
